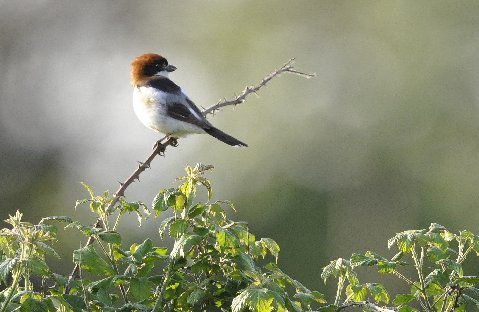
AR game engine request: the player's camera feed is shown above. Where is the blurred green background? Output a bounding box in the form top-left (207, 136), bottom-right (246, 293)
top-left (2, 0), bottom-right (479, 297)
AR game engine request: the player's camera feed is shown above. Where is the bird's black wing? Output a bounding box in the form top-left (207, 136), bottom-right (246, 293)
top-left (166, 100), bottom-right (211, 129)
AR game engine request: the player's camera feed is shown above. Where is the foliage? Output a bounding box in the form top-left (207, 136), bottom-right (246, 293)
top-left (0, 164), bottom-right (322, 311)
top-left (0, 164), bottom-right (479, 311)
top-left (322, 223), bottom-right (479, 311)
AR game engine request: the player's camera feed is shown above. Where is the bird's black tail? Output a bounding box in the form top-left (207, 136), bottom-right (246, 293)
top-left (204, 126), bottom-right (248, 147)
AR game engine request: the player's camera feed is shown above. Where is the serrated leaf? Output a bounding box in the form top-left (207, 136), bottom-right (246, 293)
top-left (367, 283), bottom-right (389, 303)
top-left (393, 293), bottom-right (415, 305)
top-left (318, 304), bottom-right (338, 312)
top-left (346, 284), bottom-right (367, 302)
top-left (216, 229), bottom-right (238, 250)
top-left (152, 190), bottom-right (169, 216)
top-left (19, 297), bottom-right (55, 312)
top-left (428, 223), bottom-right (446, 233)
top-left (425, 269), bottom-right (449, 287)
top-left (456, 276), bottom-right (479, 284)
top-left (350, 252), bottom-right (377, 268)
top-left (293, 291), bottom-right (325, 305)
top-left (174, 194), bottom-right (186, 211)
top-left (170, 235), bottom-right (192, 258)
top-left (27, 257), bottom-right (50, 276)
top-left (0, 258), bottom-right (16, 282)
top-left (259, 238), bottom-right (280, 262)
top-left (62, 294), bottom-right (87, 312)
top-left (73, 246), bottom-right (114, 276)
top-left (232, 288), bottom-right (275, 312)
top-left (169, 219), bottom-right (188, 238)
top-left (129, 277), bottom-right (154, 302)
top-left (87, 276), bottom-right (114, 291)
top-left (437, 259), bottom-right (463, 277)
top-left (188, 203), bottom-right (205, 218)
top-left (234, 253), bottom-right (257, 273)
top-left (187, 288), bottom-right (207, 306)
top-left (321, 258), bottom-right (350, 283)
top-left (98, 231), bottom-right (122, 245)
top-left (39, 216), bottom-right (74, 224)
top-left (132, 239), bottom-right (153, 262)
top-left (158, 216), bottom-right (175, 238)
top-left (36, 242), bottom-right (59, 259)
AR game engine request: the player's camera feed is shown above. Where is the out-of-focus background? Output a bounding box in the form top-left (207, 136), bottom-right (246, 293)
top-left (2, 0), bottom-right (479, 296)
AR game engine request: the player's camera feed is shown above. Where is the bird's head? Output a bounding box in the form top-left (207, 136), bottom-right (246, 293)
top-left (130, 53), bottom-right (177, 86)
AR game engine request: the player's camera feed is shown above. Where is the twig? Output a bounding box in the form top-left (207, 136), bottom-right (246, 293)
top-left (64, 58), bottom-right (313, 294)
top-left (336, 301), bottom-right (396, 312)
top-left (202, 58), bottom-right (315, 116)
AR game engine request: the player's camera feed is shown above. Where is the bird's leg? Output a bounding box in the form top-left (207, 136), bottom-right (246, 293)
top-left (152, 136), bottom-right (178, 152)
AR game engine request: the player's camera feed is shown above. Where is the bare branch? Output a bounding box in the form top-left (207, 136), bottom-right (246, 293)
top-left (202, 58), bottom-right (315, 116)
top-left (336, 301), bottom-right (397, 312)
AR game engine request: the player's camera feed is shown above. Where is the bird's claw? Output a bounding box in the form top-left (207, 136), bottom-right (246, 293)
top-left (169, 137), bottom-right (179, 147)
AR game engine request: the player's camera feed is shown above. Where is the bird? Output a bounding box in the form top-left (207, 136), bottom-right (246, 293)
top-left (130, 53), bottom-right (247, 147)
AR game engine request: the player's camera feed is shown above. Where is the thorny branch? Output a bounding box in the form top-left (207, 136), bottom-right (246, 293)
top-left (202, 58), bottom-right (315, 116)
top-left (64, 58), bottom-right (314, 293)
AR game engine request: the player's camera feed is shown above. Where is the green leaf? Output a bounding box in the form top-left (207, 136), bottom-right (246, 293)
top-left (428, 223), bottom-right (446, 233)
top-left (170, 234), bottom-right (201, 258)
top-left (62, 294), bottom-right (87, 312)
top-left (188, 203), bottom-right (205, 218)
top-left (216, 229), bottom-right (238, 250)
top-left (174, 194), bottom-right (187, 211)
top-left (393, 294), bottom-right (415, 306)
top-left (234, 253), bottom-right (257, 273)
top-left (232, 288), bottom-right (275, 312)
top-left (27, 257), bottom-right (50, 276)
top-left (294, 291), bottom-right (326, 305)
top-left (129, 277), bottom-right (154, 302)
top-left (425, 269), bottom-right (449, 288)
top-left (187, 288), bottom-right (207, 306)
top-left (152, 190), bottom-right (169, 216)
top-left (426, 246), bottom-right (447, 262)
top-left (88, 276), bottom-right (114, 291)
top-left (456, 276), bottom-right (479, 284)
top-left (321, 258), bottom-right (350, 283)
top-left (36, 242), bottom-right (60, 258)
top-left (98, 231), bottom-right (122, 245)
top-left (169, 219), bottom-right (188, 238)
top-left (367, 283), bottom-right (389, 304)
top-left (73, 246), bottom-right (114, 276)
top-left (132, 239), bottom-right (153, 262)
top-left (345, 284), bottom-right (367, 302)
top-left (158, 216), bottom-right (175, 238)
top-left (39, 216), bottom-right (74, 224)
top-left (318, 305), bottom-right (338, 312)
top-left (19, 297), bottom-right (55, 312)
top-left (350, 252), bottom-right (377, 268)
top-left (437, 259), bottom-right (463, 277)
top-left (259, 238), bottom-right (280, 262)
top-left (0, 258), bottom-right (16, 283)
top-left (388, 230), bottom-right (425, 253)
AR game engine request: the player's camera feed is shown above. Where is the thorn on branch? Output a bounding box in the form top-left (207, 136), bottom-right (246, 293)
top-left (201, 57), bottom-right (314, 116)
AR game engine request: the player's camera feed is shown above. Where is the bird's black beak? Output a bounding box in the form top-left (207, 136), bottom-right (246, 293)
top-left (166, 64), bottom-right (177, 72)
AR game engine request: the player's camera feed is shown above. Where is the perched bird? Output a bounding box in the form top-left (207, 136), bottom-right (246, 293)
top-left (130, 53), bottom-right (247, 147)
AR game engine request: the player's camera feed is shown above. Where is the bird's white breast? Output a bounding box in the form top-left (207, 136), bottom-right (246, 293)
top-left (133, 86), bottom-right (204, 136)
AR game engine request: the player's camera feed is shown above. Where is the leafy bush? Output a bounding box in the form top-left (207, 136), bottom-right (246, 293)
top-left (0, 164), bottom-right (478, 311)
